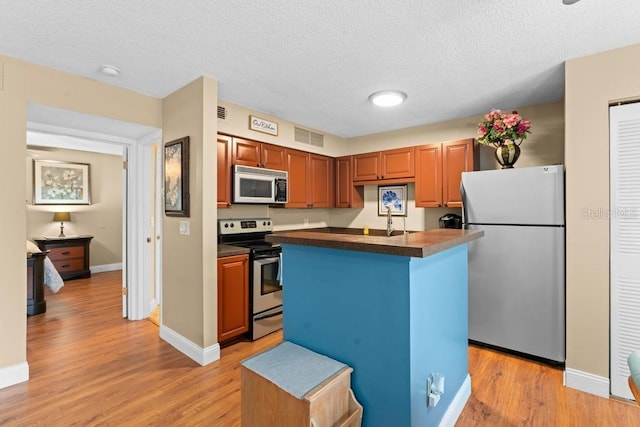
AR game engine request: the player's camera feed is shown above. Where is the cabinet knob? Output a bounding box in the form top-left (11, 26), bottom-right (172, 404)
top-left (62, 251), bottom-right (70, 255)
top-left (61, 264), bottom-right (70, 268)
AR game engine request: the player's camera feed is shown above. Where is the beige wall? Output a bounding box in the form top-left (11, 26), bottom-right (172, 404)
top-left (0, 54), bottom-right (161, 377)
top-left (217, 100), bottom-right (347, 157)
top-left (26, 148), bottom-right (123, 267)
top-left (162, 77), bottom-right (218, 349)
top-left (565, 43), bottom-right (640, 378)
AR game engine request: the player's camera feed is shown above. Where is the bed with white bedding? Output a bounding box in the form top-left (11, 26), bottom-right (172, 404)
top-left (26, 240), bottom-right (64, 315)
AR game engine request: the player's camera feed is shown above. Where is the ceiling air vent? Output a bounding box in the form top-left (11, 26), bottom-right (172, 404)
top-left (294, 127), bottom-right (324, 148)
top-left (217, 106), bottom-right (227, 120)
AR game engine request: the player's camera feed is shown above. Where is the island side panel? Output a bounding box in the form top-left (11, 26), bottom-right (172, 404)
top-left (281, 244), bottom-right (412, 427)
top-left (409, 244), bottom-right (470, 425)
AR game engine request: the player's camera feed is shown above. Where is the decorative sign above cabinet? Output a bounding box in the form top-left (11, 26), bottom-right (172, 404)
top-left (249, 115), bottom-right (278, 136)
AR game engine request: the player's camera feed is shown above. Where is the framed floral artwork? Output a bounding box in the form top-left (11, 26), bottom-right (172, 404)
top-left (33, 160), bottom-right (91, 205)
top-left (164, 136), bottom-right (190, 217)
top-left (378, 185), bottom-right (407, 216)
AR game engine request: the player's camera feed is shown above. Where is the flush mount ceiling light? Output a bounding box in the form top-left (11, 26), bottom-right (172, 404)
top-left (562, 0), bottom-right (582, 4)
top-left (369, 90), bottom-right (407, 107)
top-left (100, 64), bottom-right (120, 76)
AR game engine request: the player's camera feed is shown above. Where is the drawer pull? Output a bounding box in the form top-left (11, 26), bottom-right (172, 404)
top-left (61, 251), bottom-right (71, 255)
top-left (61, 264), bottom-right (70, 268)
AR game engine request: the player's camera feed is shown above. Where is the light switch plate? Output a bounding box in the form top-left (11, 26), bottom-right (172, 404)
top-left (179, 220), bottom-right (190, 235)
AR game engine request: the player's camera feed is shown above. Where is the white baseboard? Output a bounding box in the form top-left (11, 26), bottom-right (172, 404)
top-left (439, 374), bottom-right (472, 427)
top-left (0, 362), bottom-right (29, 389)
top-left (159, 325), bottom-right (220, 366)
top-left (564, 368), bottom-right (609, 398)
top-left (91, 263), bottom-right (123, 273)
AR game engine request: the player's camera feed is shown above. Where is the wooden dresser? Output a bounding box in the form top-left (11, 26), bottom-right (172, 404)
top-left (33, 235), bottom-right (93, 280)
top-left (27, 251), bottom-right (47, 316)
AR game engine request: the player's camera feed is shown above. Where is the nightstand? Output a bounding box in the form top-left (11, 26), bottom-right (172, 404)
top-left (33, 235), bottom-right (93, 280)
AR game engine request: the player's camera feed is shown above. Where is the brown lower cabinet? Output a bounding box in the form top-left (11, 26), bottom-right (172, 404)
top-left (217, 254), bottom-right (249, 342)
top-left (415, 138), bottom-right (478, 208)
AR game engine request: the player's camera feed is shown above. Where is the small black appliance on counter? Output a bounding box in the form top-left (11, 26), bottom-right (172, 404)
top-left (439, 213), bottom-right (462, 229)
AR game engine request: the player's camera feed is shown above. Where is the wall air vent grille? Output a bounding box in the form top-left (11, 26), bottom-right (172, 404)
top-left (294, 127), bottom-right (324, 148)
top-left (217, 106), bottom-right (227, 120)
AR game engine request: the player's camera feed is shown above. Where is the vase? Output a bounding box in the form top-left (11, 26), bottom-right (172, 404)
top-left (495, 144), bottom-right (521, 169)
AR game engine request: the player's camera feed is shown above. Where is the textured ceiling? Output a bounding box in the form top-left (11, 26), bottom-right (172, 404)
top-left (2, 1), bottom-right (640, 138)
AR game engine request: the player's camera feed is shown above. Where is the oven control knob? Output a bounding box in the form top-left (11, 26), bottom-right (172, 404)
top-left (224, 223), bottom-right (228, 228)
top-left (267, 221), bottom-right (271, 226)
top-left (230, 223), bottom-right (235, 227)
top-left (263, 221), bottom-right (266, 226)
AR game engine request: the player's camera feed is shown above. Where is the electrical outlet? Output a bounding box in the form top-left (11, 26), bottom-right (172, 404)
top-left (427, 373), bottom-right (445, 407)
top-left (304, 218), bottom-right (309, 226)
top-left (179, 220), bottom-right (190, 236)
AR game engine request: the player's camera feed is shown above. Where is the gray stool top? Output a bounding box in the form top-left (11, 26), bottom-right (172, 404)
top-left (242, 341), bottom-right (347, 399)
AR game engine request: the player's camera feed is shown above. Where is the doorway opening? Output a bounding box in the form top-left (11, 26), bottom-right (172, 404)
top-left (26, 103), bottom-right (162, 321)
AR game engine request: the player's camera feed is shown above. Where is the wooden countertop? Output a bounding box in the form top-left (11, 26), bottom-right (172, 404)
top-left (266, 228), bottom-right (483, 258)
top-left (217, 244), bottom-right (251, 258)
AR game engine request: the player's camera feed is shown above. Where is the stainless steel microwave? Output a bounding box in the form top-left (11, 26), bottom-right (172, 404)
top-left (233, 165), bottom-right (288, 204)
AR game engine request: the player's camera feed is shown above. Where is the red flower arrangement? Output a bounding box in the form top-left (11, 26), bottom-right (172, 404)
top-left (477, 109), bottom-right (532, 147)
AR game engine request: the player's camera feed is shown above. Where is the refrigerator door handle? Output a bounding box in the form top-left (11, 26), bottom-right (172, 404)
top-left (460, 180), bottom-right (467, 229)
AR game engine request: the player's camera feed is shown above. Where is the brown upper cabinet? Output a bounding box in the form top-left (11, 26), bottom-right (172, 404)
top-left (217, 134), bottom-right (233, 208)
top-left (285, 148), bottom-right (335, 209)
top-left (353, 147), bottom-right (415, 183)
top-left (335, 156), bottom-right (364, 208)
top-left (232, 137), bottom-right (286, 170)
top-left (415, 138), bottom-right (477, 208)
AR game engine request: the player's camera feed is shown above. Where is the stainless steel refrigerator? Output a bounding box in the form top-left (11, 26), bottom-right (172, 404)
top-left (461, 164), bottom-right (565, 364)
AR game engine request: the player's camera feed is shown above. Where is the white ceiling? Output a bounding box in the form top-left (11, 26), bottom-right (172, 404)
top-left (3, 1), bottom-right (640, 138)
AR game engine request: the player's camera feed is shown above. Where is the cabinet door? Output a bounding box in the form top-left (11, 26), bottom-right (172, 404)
top-left (233, 138), bottom-right (261, 167)
top-left (217, 254), bottom-right (249, 342)
top-left (309, 154), bottom-right (335, 208)
top-left (442, 139), bottom-right (474, 208)
top-left (285, 148), bottom-right (310, 208)
top-left (381, 147), bottom-right (415, 179)
top-left (415, 144), bottom-right (442, 208)
top-left (353, 152), bottom-right (380, 181)
top-left (261, 143), bottom-right (287, 170)
top-left (217, 135), bottom-right (232, 208)
top-left (335, 156), bottom-right (364, 208)
top-left (335, 156), bottom-right (352, 208)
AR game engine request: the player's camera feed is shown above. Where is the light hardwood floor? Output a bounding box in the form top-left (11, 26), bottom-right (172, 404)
top-left (1, 271), bottom-right (639, 426)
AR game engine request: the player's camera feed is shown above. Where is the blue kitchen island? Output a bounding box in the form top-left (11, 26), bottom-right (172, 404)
top-left (266, 228), bottom-right (483, 427)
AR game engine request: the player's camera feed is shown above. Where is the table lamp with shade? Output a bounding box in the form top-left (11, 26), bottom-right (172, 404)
top-left (53, 212), bottom-right (71, 237)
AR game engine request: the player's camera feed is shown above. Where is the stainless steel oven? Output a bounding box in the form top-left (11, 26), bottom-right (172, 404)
top-left (218, 218), bottom-right (283, 340)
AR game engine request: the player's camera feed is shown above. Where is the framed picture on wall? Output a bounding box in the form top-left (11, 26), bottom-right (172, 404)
top-left (378, 185), bottom-right (407, 216)
top-left (164, 136), bottom-right (190, 217)
top-left (33, 160), bottom-right (91, 205)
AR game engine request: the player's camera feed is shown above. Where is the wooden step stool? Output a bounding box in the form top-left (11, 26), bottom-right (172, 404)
top-left (241, 341), bottom-right (363, 427)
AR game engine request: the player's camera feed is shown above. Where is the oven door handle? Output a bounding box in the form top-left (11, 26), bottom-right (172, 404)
top-left (254, 310), bottom-right (283, 321)
top-left (277, 252), bottom-right (283, 284)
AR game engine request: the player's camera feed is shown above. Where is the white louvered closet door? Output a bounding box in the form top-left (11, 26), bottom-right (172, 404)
top-left (610, 102), bottom-right (640, 399)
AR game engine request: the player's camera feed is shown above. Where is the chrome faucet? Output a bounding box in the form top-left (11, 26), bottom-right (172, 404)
top-left (386, 206), bottom-right (394, 237)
